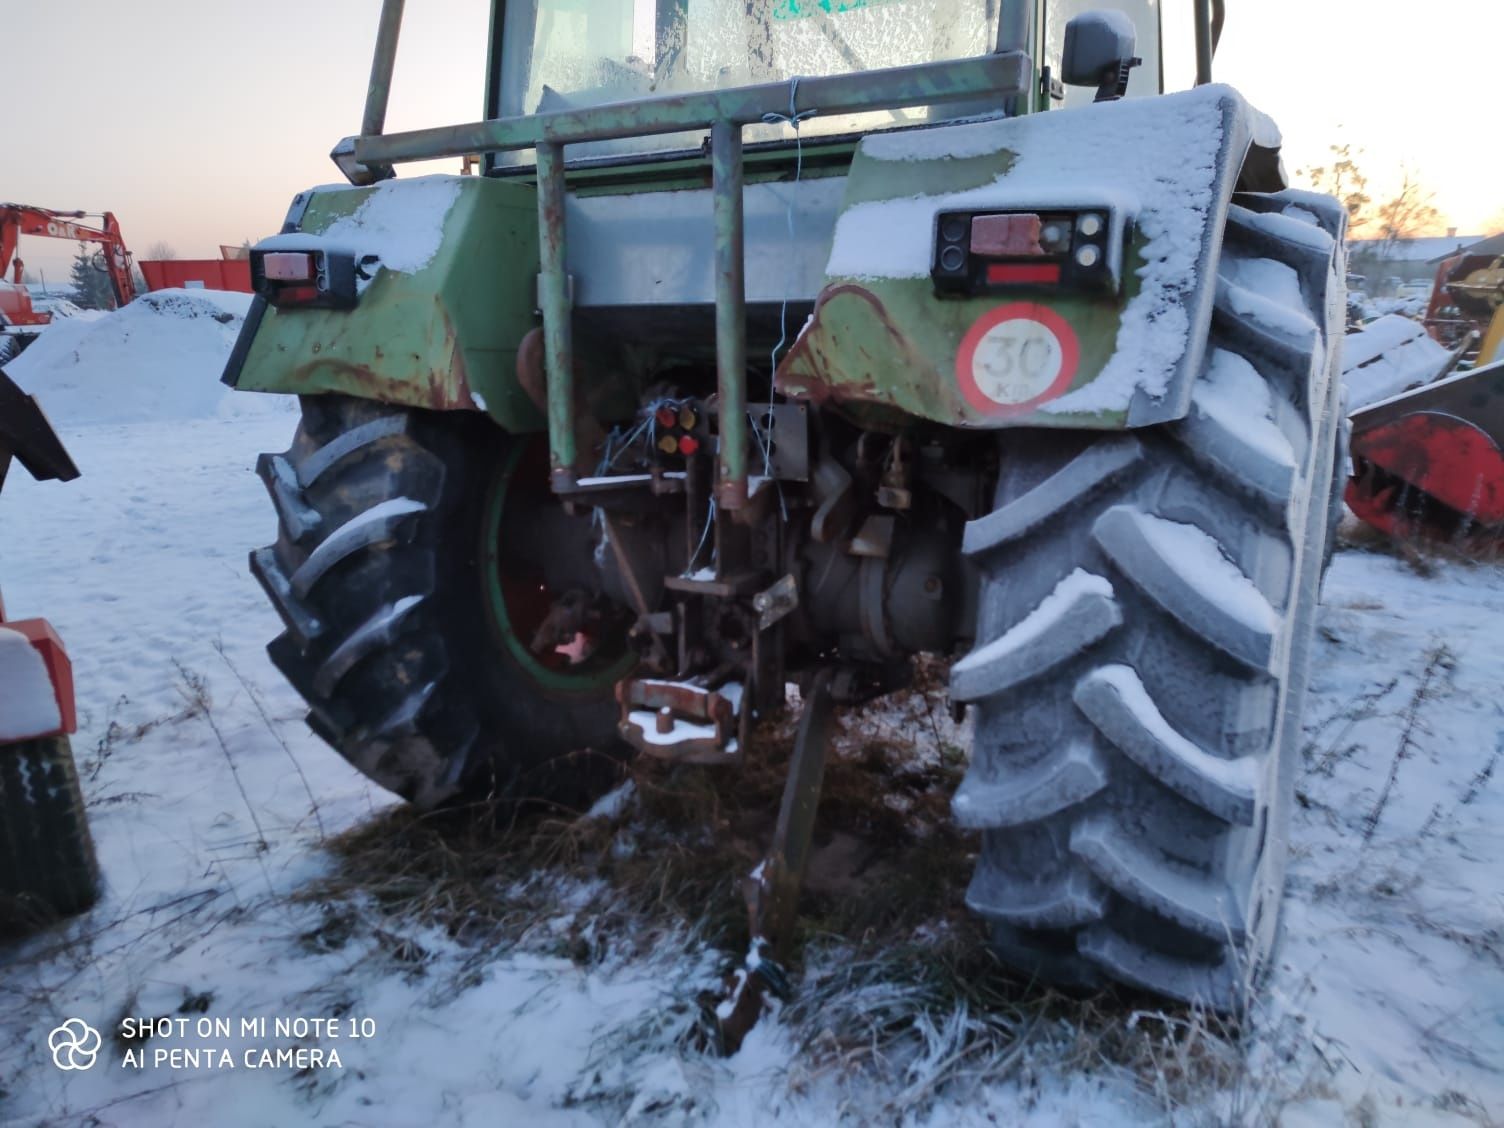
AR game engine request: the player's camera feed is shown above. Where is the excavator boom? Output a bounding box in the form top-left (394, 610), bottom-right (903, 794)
top-left (0, 204), bottom-right (137, 310)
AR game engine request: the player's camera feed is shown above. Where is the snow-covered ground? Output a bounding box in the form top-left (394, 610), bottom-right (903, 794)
top-left (5, 289), bottom-right (282, 426)
top-left (0, 300), bottom-right (1499, 1125)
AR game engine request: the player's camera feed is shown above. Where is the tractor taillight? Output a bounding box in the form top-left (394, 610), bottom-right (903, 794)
top-left (985, 263), bottom-right (1062, 285)
top-left (249, 240), bottom-right (365, 310)
top-left (261, 252), bottom-right (317, 282)
top-left (932, 206), bottom-right (1126, 297)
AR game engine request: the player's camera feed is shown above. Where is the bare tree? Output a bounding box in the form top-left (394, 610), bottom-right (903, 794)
top-left (145, 240), bottom-right (178, 261)
top-left (1373, 166), bottom-right (1444, 258)
top-left (1296, 141), bottom-right (1372, 235)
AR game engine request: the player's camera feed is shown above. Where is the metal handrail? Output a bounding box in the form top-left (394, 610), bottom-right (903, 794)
top-left (346, 51), bottom-right (1029, 171)
top-left (344, 0), bottom-right (1029, 502)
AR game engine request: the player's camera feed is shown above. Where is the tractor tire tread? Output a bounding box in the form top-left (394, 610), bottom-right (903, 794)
top-left (0, 735), bottom-right (100, 936)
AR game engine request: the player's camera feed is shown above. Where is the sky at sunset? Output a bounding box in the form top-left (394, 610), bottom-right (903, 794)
top-left (6, 0), bottom-right (1499, 285)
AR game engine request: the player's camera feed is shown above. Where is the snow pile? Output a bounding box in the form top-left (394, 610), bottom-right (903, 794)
top-left (0, 625), bottom-right (62, 741)
top-left (3, 288), bottom-right (290, 426)
top-left (825, 84), bottom-right (1242, 413)
top-left (1342, 313), bottom-right (1453, 411)
top-left (317, 175), bottom-right (462, 276)
top-left (31, 296), bottom-right (104, 321)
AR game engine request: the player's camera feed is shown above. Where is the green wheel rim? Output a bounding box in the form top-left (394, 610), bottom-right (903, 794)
top-left (481, 439), bottom-right (636, 695)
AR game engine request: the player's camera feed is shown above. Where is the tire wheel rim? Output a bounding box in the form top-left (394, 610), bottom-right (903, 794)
top-left (481, 437), bottom-right (636, 696)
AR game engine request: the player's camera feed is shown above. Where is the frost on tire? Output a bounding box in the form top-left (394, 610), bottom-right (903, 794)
top-left (0, 735), bottom-right (100, 935)
top-left (250, 396), bottom-right (625, 812)
top-left (954, 190), bottom-right (1346, 1009)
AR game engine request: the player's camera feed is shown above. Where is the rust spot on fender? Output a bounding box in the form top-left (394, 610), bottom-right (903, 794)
top-left (775, 283), bottom-right (932, 410)
top-left (288, 303), bottom-right (483, 412)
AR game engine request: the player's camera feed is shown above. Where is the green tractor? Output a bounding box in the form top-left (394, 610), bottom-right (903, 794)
top-left (226, 0), bottom-right (1346, 1013)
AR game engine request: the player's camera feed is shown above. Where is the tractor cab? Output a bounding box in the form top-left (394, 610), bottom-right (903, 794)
top-left (488, 0), bottom-right (1182, 167)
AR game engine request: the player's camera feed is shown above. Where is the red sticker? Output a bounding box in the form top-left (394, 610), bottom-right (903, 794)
top-left (956, 303), bottom-right (1080, 416)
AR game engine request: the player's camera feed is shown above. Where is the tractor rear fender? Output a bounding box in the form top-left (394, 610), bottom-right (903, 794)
top-left (225, 86), bottom-right (1329, 435)
top-left (778, 83), bottom-right (1332, 429)
top-left (224, 176), bottom-right (635, 430)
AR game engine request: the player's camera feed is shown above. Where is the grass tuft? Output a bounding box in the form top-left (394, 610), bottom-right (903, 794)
top-left (299, 658), bottom-right (1263, 1116)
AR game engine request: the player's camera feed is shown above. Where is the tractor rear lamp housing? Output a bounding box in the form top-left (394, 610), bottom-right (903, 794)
top-left (931, 206), bottom-right (1128, 298)
top-left (261, 252), bottom-right (316, 281)
top-left (250, 239), bottom-right (369, 310)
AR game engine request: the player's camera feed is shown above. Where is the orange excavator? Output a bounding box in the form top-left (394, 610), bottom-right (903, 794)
top-left (0, 204), bottom-right (137, 361)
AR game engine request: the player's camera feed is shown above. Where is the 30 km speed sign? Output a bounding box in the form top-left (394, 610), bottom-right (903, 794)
top-left (955, 303), bottom-right (1080, 417)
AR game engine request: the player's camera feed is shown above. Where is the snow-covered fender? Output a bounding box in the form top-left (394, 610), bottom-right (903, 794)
top-left (223, 176), bottom-right (637, 431)
top-left (776, 84), bottom-right (1286, 429)
top-left (0, 618), bottom-right (75, 744)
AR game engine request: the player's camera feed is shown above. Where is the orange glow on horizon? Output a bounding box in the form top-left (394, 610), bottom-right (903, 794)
top-left (5, 0), bottom-right (1499, 282)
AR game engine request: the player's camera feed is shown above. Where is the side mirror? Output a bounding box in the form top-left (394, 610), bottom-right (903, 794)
top-left (1062, 11), bottom-right (1142, 102)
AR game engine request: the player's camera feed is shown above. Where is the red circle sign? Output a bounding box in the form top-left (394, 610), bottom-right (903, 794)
top-left (955, 303), bottom-right (1081, 417)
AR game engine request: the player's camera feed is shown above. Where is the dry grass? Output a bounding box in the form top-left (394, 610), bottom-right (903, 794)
top-left (1335, 510), bottom-right (1504, 572)
top-left (297, 660), bottom-right (974, 962)
top-left (296, 659), bottom-right (1271, 1118)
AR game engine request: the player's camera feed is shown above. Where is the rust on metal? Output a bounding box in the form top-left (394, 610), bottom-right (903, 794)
top-left (282, 304), bottom-right (485, 412)
top-left (776, 283), bottom-right (932, 411)
top-left (752, 574), bottom-right (799, 630)
top-left (535, 141), bottom-right (577, 491)
top-left (350, 53), bottom-right (1029, 170)
top-left (720, 667), bottom-right (837, 1054)
top-left (614, 677), bottom-right (740, 763)
top-left (516, 326), bottom-right (608, 471)
top-left (712, 120), bottom-right (749, 511)
top-left (662, 570), bottom-right (763, 597)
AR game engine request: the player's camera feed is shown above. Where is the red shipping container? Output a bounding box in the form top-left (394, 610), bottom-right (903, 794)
top-left (139, 259), bottom-right (252, 293)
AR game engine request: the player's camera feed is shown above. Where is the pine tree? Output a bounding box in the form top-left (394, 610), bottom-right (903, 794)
top-left (69, 243), bottom-right (117, 310)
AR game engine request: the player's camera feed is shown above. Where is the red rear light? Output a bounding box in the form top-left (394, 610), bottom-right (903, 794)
top-left (933, 207), bottom-right (1121, 296)
top-left (261, 252), bottom-right (316, 281)
top-left (985, 263), bottom-right (1062, 285)
top-left (250, 243), bottom-right (362, 310)
top-left (970, 214), bottom-right (1044, 256)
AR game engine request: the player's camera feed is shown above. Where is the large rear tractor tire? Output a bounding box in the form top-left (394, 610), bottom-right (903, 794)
top-left (952, 192), bottom-right (1346, 1008)
top-left (0, 735), bottom-right (100, 936)
top-left (251, 396), bottom-right (631, 811)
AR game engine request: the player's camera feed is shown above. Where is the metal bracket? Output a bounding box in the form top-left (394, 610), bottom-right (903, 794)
top-left (752, 574), bottom-right (799, 631)
top-left (718, 667), bottom-right (836, 1053)
top-left (330, 136), bottom-right (394, 187)
top-left (615, 677), bottom-right (743, 764)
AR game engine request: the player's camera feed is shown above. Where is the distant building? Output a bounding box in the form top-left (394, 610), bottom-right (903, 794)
top-left (1432, 232), bottom-right (1504, 264)
top-left (1347, 229), bottom-right (1483, 294)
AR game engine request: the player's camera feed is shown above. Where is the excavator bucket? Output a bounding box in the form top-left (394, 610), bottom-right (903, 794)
top-left (1344, 355), bottom-right (1504, 550)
